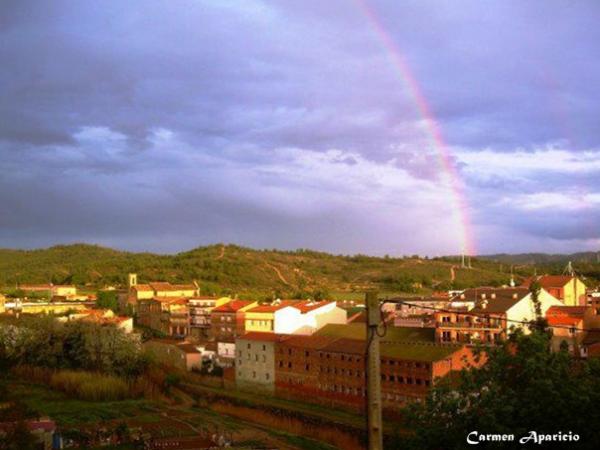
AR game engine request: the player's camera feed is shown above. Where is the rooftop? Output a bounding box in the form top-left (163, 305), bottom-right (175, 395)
top-left (212, 300), bottom-right (254, 313)
top-left (246, 300), bottom-right (298, 313)
top-left (315, 323), bottom-right (435, 342)
top-left (521, 275), bottom-right (578, 290)
top-left (238, 331), bottom-right (291, 342)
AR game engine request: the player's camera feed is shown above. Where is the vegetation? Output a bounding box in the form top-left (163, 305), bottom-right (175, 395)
top-left (50, 370), bottom-right (130, 401)
top-left (0, 243), bottom-right (544, 299)
top-left (0, 315), bottom-right (149, 378)
top-left (401, 328), bottom-right (600, 449)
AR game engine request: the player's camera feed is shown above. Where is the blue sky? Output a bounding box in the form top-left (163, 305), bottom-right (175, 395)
top-left (1, 0), bottom-right (599, 255)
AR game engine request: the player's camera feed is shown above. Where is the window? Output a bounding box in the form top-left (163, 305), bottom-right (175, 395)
top-left (288, 362), bottom-right (292, 368)
top-left (262, 344), bottom-right (266, 351)
top-left (305, 364), bottom-right (310, 371)
top-left (253, 371), bottom-right (256, 379)
top-left (262, 355), bottom-right (266, 362)
top-left (255, 354), bottom-right (258, 361)
top-left (305, 351), bottom-right (309, 357)
top-left (279, 361), bottom-right (283, 368)
top-left (247, 343), bottom-right (251, 349)
top-left (266, 373), bottom-right (270, 380)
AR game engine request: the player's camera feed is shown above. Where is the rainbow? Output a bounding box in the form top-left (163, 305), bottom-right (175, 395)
top-left (356, 0), bottom-right (476, 256)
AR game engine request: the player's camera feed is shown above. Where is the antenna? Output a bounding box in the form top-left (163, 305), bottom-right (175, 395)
top-left (563, 261), bottom-right (575, 276)
top-left (461, 254), bottom-right (466, 269)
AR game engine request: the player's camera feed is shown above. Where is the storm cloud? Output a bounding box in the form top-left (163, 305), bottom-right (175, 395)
top-left (1, 0), bottom-right (599, 255)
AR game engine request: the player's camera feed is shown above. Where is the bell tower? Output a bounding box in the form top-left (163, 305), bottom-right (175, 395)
top-left (128, 273), bottom-right (137, 289)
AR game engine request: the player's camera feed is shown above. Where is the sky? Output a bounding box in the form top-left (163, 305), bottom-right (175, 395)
top-left (1, 0), bottom-right (600, 256)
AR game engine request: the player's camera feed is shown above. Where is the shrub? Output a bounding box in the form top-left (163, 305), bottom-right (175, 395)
top-left (50, 370), bottom-right (130, 401)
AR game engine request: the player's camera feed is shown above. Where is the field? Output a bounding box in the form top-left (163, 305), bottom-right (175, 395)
top-left (1, 377), bottom-right (339, 450)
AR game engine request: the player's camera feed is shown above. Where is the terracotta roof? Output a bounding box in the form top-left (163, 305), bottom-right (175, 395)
top-left (546, 306), bottom-right (587, 327)
top-left (238, 331), bottom-right (291, 342)
top-left (522, 275), bottom-right (576, 289)
top-left (280, 334), bottom-right (339, 349)
top-left (152, 296), bottom-right (188, 305)
top-left (133, 284), bottom-right (153, 291)
top-left (293, 300), bottom-right (334, 313)
top-left (212, 300), bottom-right (254, 313)
top-left (149, 282), bottom-right (196, 292)
top-left (246, 300), bottom-right (298, 313)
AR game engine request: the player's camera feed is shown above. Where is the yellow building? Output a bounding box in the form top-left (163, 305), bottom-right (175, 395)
top-left (523, 275), bottom-right (587, 307)
top-left (244, 300), bottom-right (299, 333)
top-left (127, 273), bottom-right (198, 301)
top-left (0, 294), bottom-right (5, 313)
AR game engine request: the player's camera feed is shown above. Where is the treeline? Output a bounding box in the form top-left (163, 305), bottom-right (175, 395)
top-left (0, 243), bottom-right (524, 298)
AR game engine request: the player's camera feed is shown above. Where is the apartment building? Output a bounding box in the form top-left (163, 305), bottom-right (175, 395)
top-left (522, 275), bottom-right (587, 306)
top-left (435, 287), bottom-right (562, 345)
top-left (210, 300), bottom-right (257, 361)
top-left (188, 296), bottom-right (231, 339)
top-left (235, 332), bottom-right (290, 393)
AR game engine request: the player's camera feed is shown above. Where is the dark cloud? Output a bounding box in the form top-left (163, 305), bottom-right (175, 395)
top-left (1, 0), bottom-right (599, 254)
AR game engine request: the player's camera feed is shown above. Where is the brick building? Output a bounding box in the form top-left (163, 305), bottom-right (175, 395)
top-left (210, 300), bottom-right (257, 361)
top-left (137, 297), bottom-right (189, 337)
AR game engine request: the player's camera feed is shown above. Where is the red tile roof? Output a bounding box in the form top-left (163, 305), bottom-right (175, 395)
top-left (293, 300), bottom-right (334, 313)
top-left (212, 300), bottom-right (254, 313)
top-left (522, 275), bottom-right (575, 290)
top-left (246, 300), bottom-right (298, 313)
top-left (546, 305), bottom-right (587, 327)
top-left (238, 331), bottom-right (291, 342)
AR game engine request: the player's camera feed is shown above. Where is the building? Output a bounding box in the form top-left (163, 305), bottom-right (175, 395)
top-left (137, 297), bottom-right (189, 337)
top-left (3, 300), bottom-right (92, 315)
top-left (244, 300), bottom-right (347, 335)
top-left (0, 294), bottom-right (5, 314)
top-left (18, 283), bottom-right (80, 300)
top-left (435, 287), bottom-right (562, 345)
top-left (235, 332), bottom-right (289, 393)
top-left (127, 273), bottom-right (198, 304)
top-left (61, 308), bottom-right (134, 333)
top-left (546, 306), bottom-right (600, 356)
top-left (293, 300), bottom-right (347, 334)
top-left (315, 322), bottom-right (435, 342)
top-left (210, 300), bottom-right (257, 361)
top-left (522, 275), bottom-right (587, 306)
top-left (144, 339), bottom-right (202, 371)
top-left (238, 329), bottom-right (478, 410)
top-left (188, 296), bottom-right (231, 339)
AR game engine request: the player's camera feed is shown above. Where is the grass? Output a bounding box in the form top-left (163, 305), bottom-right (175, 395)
top-left (4, 380), bottom-right (152, 425)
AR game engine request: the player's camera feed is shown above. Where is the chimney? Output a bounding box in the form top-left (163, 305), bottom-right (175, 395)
top-left (491, 293), bottom-right (496, 299)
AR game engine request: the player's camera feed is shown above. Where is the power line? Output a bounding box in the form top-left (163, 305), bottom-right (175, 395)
top-left (381, 299), bottom-right (599, 334)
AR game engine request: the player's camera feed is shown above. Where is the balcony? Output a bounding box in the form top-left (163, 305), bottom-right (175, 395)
top-left (437, 321), bottom-right (503, 330)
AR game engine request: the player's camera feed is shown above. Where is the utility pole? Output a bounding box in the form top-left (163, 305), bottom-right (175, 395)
top-left (365, 291), bottom-right (383, 450)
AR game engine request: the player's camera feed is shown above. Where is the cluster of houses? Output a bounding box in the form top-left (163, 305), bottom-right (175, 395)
top-left (121, 272), bottom-right (599, 410)
top-left (4, 271), bottom-right (600, 415)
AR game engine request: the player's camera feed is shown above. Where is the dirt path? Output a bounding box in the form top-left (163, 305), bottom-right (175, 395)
top-left (266, 263), bottom-right (290, 286)
top-left (216, 245), bottom-right (225, 260)
top-left (450, 265), bottom-right (457, 282)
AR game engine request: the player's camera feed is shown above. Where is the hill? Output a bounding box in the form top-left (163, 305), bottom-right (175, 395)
top-left (0, 244), bottom-right (597, 300)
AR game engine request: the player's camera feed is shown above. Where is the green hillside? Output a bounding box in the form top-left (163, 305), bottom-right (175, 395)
top-left (0, 243), bottom-right (593, 300)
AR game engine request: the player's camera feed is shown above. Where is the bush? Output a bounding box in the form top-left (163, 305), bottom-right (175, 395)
top-left (50, 370), bottom-right (130, 401)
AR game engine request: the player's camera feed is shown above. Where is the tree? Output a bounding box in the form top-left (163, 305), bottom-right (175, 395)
top-left (401, 329), bottom-right (600, 449)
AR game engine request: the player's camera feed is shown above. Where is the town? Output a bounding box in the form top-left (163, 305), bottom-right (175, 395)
top-left (2, 256), bottom-right (600, 449)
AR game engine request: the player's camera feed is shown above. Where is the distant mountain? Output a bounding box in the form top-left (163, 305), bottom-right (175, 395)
top-left (481, 252), bottom-right (600, 265)
top-left (0, 243), bottom-right (531, 299)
